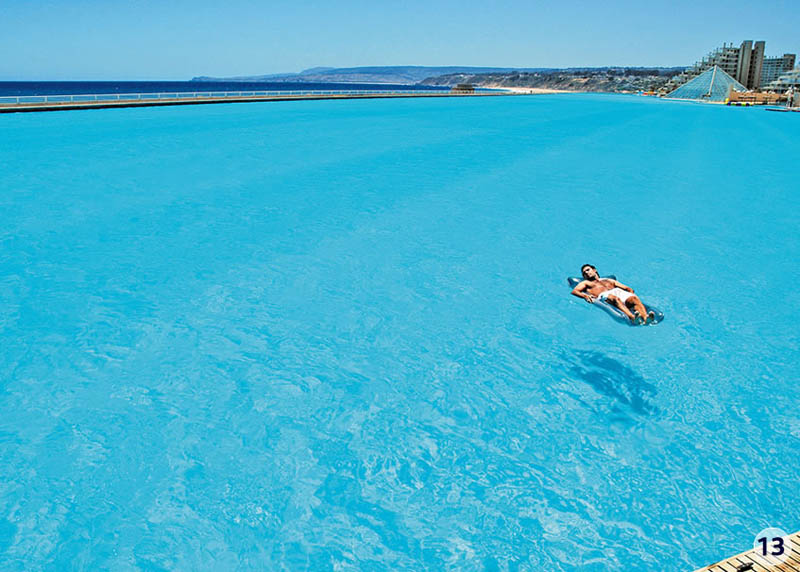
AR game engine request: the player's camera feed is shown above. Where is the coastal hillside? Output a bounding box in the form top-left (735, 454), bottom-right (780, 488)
top-left (193, 65), bottom-right (685, 91)
top-left (193, 66), bottom-right (548, 85)
top-left (419, 67), bottom-right (684, 92)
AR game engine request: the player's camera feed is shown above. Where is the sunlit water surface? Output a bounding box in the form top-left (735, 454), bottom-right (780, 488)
top-left (1, 95), bottom-right (798, 570)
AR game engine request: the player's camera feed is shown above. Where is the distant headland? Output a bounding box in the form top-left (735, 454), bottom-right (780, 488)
top-left (192, 65), bottom-right (685, 93)
top-left (191, 66), bottom-right (553, 85)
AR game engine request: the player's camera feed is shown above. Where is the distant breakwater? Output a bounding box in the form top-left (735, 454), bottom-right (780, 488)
top-left (0, 90), bottom-right (512, 115)
top-left (0, 81), bottom-right (447, 97)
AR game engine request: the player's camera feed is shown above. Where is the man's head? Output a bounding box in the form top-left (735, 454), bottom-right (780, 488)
top-left (581, 264), bottom-right (598, 280)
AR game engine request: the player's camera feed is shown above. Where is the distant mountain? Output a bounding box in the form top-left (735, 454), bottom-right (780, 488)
top-left (192, 65), bottom-right (687, 91)
top-left (192, 66), bottom-right (550, 85)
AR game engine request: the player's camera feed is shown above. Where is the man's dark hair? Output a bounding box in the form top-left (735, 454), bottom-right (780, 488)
top-left (581, 264), bottom-right (595, 273)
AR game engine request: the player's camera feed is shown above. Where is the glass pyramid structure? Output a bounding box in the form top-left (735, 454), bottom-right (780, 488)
top-left (667, 65), bottom-right (747, 102)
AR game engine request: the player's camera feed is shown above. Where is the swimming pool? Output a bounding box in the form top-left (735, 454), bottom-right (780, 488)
top-left (1, 94), bottom-right (798, 570)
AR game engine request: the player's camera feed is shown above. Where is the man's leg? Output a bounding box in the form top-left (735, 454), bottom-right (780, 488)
top-left (607, 295), bottom-right (636, 322)
top-left (625, 296), bottom-right (651, 321)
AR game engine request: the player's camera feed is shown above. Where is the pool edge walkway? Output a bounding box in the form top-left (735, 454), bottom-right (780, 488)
top-left (0, 91), bottom-right (517, 114)
top-left (694, 531), bottom-right (800, 572)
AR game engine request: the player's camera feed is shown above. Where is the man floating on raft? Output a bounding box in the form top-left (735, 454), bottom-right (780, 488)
top-left (571, 264), bottom-right (656, 325)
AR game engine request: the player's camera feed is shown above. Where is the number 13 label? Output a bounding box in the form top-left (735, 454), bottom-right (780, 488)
top-left (754, 528), bottom-right (792, 564)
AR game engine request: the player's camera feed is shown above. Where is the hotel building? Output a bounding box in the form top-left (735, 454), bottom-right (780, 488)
top-left (666, 41), bottom-right (796, 92)
top-left (761, 54), bottom-right (797, 86)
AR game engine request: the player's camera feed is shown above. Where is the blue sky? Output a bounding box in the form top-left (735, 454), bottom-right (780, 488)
top-left (1, 0), bottom-right (798, 80)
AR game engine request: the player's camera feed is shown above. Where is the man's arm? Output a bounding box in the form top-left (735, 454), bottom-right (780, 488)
top-left (571, 281), bottom-right (596, 303)
top-left (612, 279), bottom-right (634, 293)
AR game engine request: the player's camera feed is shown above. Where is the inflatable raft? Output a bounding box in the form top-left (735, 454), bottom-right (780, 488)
top-left (567, 275), bottom-right (664, 326)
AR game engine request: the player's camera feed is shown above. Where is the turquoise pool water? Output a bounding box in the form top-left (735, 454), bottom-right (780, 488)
top-left (1, 95), bottom-right (798, 570)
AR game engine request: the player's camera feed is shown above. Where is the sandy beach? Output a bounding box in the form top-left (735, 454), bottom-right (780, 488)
top-left (484, 85), bottom-right (571, 94)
